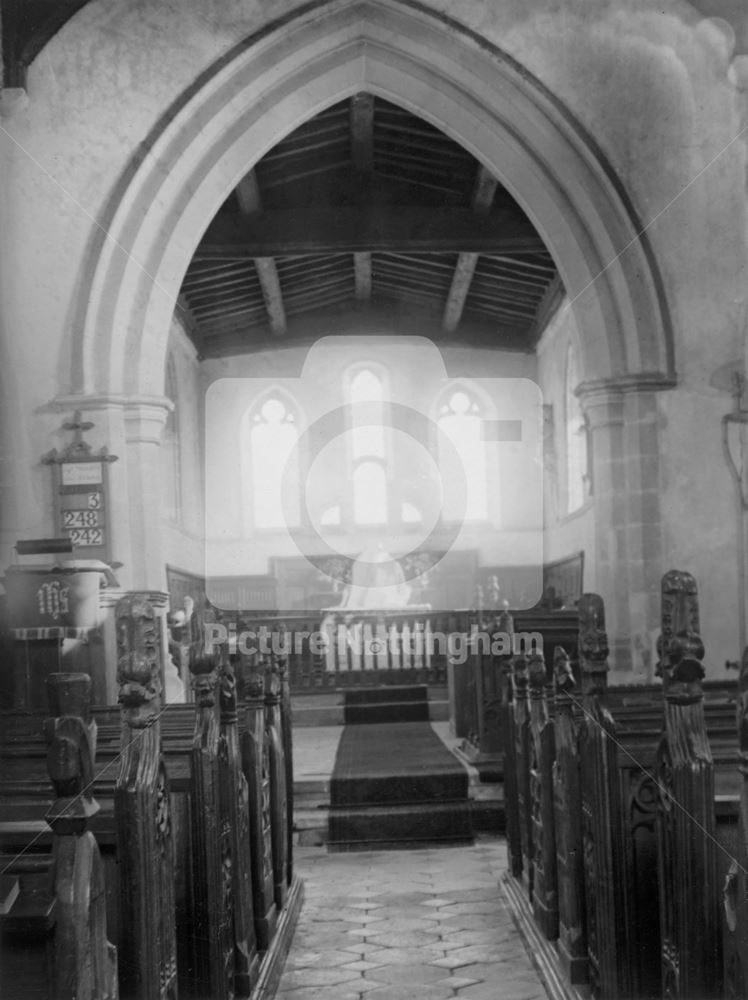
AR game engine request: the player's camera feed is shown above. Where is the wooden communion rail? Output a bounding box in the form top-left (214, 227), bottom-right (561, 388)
top-left (223, 608), bottom-right (462, 690)
top-left (0, 593), bottom-right (302, 1000)
top-left (499, 570), bottom-right (745, 1000)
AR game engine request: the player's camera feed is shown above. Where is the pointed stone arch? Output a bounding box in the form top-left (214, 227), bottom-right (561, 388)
top-left (73, 0), bottom-right (674, 399)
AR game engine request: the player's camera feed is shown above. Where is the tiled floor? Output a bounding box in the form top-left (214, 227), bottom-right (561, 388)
top-left (277, 839), bottom-right (549, 1000)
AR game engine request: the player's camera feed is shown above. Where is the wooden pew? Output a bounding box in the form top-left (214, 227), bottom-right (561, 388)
top-left (502, 576), bottom-right (737, 1000)
top-left (0, 594), bottom-right (303, 1000)
top-left (552, 646), bottom-right (586, 985)
top-left (653, 570), bottom-right (720, 998)
top-left (114, 594), bottom-right (178, 1000)
top-left (528, 647), bottom-right (558, 940)
top-left (0, 671), bottom-right (117, 1000)
top-left (718, 645), bottom-right (748, 999)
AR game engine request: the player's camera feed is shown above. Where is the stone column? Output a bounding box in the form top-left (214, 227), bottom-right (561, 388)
top-left (621, 387), bottom-right (664, 674)
top-left (122, 399), bottom-right (173, 591)
top-left (578, 385), bottom-right (630, 670)
top-left (579, 377), bottom-right (669, 678)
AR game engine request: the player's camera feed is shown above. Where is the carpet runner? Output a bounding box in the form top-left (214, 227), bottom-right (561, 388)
top-left (328, 688), bottom-right (473, 850)
top-left (343, 684), bottom-right (430, 725)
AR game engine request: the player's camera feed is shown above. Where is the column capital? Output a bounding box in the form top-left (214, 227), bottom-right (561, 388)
top-left (576, 372), bottom-right (676, 399)
top-left (50, 394), bottom-right (173, 425)
top-left (49, 394), bottom-right (173, 445)
top-left (577, 372), bottom-right (675, 429)
top-left (123, 402), bottom-right (172, 445)
top-left (577, 387), bottom-right (624, 430)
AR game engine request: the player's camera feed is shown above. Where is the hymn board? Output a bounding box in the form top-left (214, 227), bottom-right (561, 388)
top-left (42, 411), bottom-right (117, 562)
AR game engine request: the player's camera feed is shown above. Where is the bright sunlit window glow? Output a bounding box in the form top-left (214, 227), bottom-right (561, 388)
top-left (250, 397), bottom-right (299, 528)
top-left (353, 460), bottom-right (388, 524)
top-left (438, 389), bottom-right (488, 520)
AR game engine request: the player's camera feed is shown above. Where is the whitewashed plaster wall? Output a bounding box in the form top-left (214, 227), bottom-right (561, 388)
top-left (199, 339), bottom-right (541, 602)
top-left (160, 316), bottom-right (205, 577)
top-left (535, 303), bottom-right (597, 592)
top-left (1, 0), bottom-right (747, 670)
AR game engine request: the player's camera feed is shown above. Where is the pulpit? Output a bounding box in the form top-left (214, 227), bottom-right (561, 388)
top-left (2, 551), bottom-right (118, 709)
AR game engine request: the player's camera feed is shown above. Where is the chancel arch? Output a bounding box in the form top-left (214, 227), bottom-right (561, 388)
top-left (72, 0), bottom-right (673, 403)
top-left (59, 0), bottom-right (677, 669)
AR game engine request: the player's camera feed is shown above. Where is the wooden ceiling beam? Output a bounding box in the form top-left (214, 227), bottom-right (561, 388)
top-left (190, 294), bottom-right (260, 314)
top-left (471, 268), bottom-right (551, 292)
top-left (254, 258), bottom-right (287, 336)
top-left (264, 135), bottom-right (349, 162)
top-left (283, 275), bottom-right (353, 302)
top-left (442, 166), bottom-right (500, 334)
top-left (197, 306), bottom-right (529, 358)
top-left (183, 268), bottom-right (256, 292)
top-left (482, 253), bottom-right (556, 275)
top-left (277, 254), bottom-right (350, 275)
top-left (185, 261), bottom-right (253, 280)
top-left (350, 93), bottom-right (375, 172)
top-left (186, 273), bottom-right (261, 298)
top-left (383, 251), bottom-right (456, 272)
top-left (467, 302), bottom-right (538, 322)
top-left (442, 254), bottom-right (481, 332)
top-left (235, 171), bottom-right (262, 216)
top-left (350, 95), bottom-right (374, 305)
top-left (286, 287), bottom-right (354, 313)
top-left (354, 252), bottom-right (372, 302)
top-left (192, 302), bottom-right (267, 323)
top-left (175, 294), bottom-right (204, 354)
top-left (235, 169), bottom-right (287, 336)
top-left (196, 207), bottom-right (545, 258)
top-left (374, 256), bottom-right (452, 283)
top-left (373, 169), bottom-right (465, 198)
top-left (260, 160), bottom-right (351, 188)
top-left (526, 275), bottom-right (565, 346)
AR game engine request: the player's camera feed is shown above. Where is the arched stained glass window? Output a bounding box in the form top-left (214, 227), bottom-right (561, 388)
top-left (249, 395), bottom-right (299, 528)
top-left (438, 388), bottom-right (488, 521)
top-left (350, 368), bottom-right (385, 459)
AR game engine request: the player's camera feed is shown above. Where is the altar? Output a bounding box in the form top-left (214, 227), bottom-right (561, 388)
top-left (320, 547), bottom-right (432, 676)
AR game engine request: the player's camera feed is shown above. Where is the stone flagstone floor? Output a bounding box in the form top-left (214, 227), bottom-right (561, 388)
top-left (277, 838), bottom-right (549, 1000)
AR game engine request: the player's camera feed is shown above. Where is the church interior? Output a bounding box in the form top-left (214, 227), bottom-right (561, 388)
top-left (2, 1), bottom-right (748, 998)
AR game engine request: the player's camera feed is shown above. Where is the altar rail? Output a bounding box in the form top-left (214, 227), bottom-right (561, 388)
top-left (0, 594), bottom-right (302, 1000)
top-left (500, 572), bottom-right (741, 1000)
top-left (225, 609), bottom-right (475, 690)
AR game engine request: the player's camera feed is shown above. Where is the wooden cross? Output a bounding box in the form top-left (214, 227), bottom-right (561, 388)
top-left (62, 410), bottom-right (94, 457)
top-left (63, 410), bottom-right (93, 445)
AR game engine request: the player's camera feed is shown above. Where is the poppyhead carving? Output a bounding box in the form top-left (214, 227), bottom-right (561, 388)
top-left (513, 653), bottom-right (529, 692)
top-left (219, 664), bottom-right (238, 720)
top-left (578, 593), bottom-right (609, 670)
top-left (115, 596), bottom-right (162, 719)
top-left (656, 570), bottom-right (705, 685)
top-left (554, 645), bottom-right (575, 693)
top-left (244, 672), bottom-right (265, 702)
top-left (190, 650), bottom-right (218, 706)
top-left (528, 649), bottom-right (548, 693)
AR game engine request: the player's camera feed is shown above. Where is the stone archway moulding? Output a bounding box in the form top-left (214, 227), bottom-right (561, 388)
top-left (73, 0), bottom-right (675, 399)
